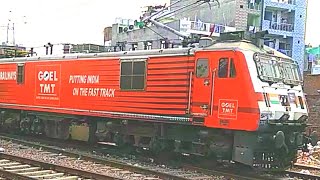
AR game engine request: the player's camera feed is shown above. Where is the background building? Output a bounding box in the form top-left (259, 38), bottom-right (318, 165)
top-left (109, 17), bottom-right (236, 51)
top-left (303, 44), bottom-right (320, 135)
top-left (0, 44), bottom-right (28, 58)
top-left (170, 0), bottom-right (261, 31)
top-left (107, 2), bottom-right (237, 51)
top-left (304, 45), bottom-right (320, 74)
top-left (30, 43), bottom-right (109, 56)
top-left (170, 0), bottom-right (307, 72)
top-left (262, 0), bottom-right (307, 73)
top-left (102, 0), bottom-right (307, 71)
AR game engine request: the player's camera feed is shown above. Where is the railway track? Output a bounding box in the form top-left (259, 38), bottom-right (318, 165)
top-left (0, 133), bottom-right (306, 180)
top-left (0, 135), bottom-right (222, 180)
top-left (0, 153), bottom-right (114, 180)
top-left (181, 164), bottom-right (277, 180)
top-left (283, 163), bottom-right (320, 180)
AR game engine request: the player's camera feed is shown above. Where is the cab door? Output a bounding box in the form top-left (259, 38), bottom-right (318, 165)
top-left (191, 52), bottom-right (215, 117)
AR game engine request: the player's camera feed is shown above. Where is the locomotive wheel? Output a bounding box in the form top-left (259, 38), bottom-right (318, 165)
top-left (30, 118), bottom-right (43, 135)
top-left (20, 117), bottom-right (31, 135)
top-left (113, 132), bottom-right (125, 147)
top-left (149, 137), bottom-right (165, 155)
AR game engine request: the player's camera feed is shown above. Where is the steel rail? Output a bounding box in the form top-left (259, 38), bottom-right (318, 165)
top-left (0, 135), bottom-right (192, 180)
top-left (0, 153), bottom-right (121, 180)
top-left (284, 170), bottom-right (320, 179)
top-left (182, 164), bottom-right (277, 180)
top-left (0, 134), bottom-right (293, 180)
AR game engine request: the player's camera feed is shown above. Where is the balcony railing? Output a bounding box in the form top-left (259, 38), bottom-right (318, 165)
top-left (190, 21), bottom-right (227, 33)
top-left (247, 25), bottom-right (261, 32)
top-left (264, 20), bottom-right (294, 32)
top-left (270, 0), bottom-right (295, 5)
top-left (248, 1), bottom-right (262, 10)
top-left (278, 49), bottom-right (292, 57)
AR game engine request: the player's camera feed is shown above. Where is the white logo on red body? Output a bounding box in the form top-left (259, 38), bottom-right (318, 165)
top-left (38, 71), bottom-right (58, 94)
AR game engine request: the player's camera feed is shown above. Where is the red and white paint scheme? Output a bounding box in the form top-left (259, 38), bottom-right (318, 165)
top-left (0, 35), bottom-right (314, 170)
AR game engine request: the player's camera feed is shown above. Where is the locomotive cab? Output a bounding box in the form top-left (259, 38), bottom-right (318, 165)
top-left (190, 31), bottom-right (316, 169)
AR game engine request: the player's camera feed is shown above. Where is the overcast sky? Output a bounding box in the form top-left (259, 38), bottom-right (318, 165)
top-left (0, 0), bottom-right (318, 48)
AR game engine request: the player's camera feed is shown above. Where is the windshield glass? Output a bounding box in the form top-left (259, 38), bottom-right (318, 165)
top-left (254, 53), bottom-right (302, 86)
top-left (280, 61), bottom-right (301, 84)
top-left (254, 54), bottom-right (282, 83)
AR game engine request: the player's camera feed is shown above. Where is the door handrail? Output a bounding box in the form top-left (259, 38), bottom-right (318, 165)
top-left (187, 71), bottom-right (193, 114)
top-left (210, 69), bottom-right (216, 116)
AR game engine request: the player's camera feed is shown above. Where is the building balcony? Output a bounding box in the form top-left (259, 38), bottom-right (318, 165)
top-left (270, 0), bottom-right (295, 5)
top-left (248, 1), bottom-right (262, 14)
top-left (248, 1), bottom-right (262, 17)
top-left (262, 20), bottom-right (294, 36)
top-left (247, 25), bottom-right (261, 32)
top-left (180, 19), bottom-right (236, 37)
top-left (278, 49), bottom-right (292, 57)
top-left (248, 2), bottom-right (262, 10)
top-left (264, 0), bottom-right (295, 10)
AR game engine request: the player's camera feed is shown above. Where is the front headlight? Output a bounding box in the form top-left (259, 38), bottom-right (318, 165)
top-left (260, 111), bottom-right (272, 120)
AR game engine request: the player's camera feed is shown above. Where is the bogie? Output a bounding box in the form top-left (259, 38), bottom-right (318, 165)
top-left (0, 109), bottom-right (235, 160)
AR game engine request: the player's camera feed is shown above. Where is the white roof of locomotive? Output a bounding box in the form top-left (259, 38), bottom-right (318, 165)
top-left (204, 40), bottom-right (292, 60)
top-left (0, 40), bottom-right (292, 63)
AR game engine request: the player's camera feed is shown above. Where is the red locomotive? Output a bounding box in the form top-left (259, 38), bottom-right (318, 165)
top-left (0, 31), bottom-right (316, 170)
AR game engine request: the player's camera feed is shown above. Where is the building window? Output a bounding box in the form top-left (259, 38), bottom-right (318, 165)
top-left (218, 58), bottom-right (236, 78)
top-left (120, 59), bottom-right (146, 90)
top-left (196, 59), bottom-right (209, 78)
top-left (144, 41), bottom-right (152, 50)
top-left (160, 40), bottom-right (168, 49)
top-left (131, 43), bottom-right (138, 51)
top-left (17, 63), bottom-right (25, 84)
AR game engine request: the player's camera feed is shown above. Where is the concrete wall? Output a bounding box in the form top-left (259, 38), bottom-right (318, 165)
top-left (170, 0), bottom-right (262, 31)
top-left (235, 0), bottom-right (250, 30)
top-left (170, 0), bottom-right (237, 27)
top-left (303, 74), bottom-right (320, 136)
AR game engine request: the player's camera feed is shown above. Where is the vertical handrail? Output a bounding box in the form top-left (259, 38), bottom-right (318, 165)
top-left (210, 69), bottom-right (216, 116)
top-left (187, 71), bottom-right (193, 114)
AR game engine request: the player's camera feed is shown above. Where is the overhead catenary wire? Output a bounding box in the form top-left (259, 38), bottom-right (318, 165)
top-left (140, 0), bottom-right (222, 40)
top-left (156, 0), bottom-right (221, 21)
top-left (142, 0), bottom-right (183, 22)
top-left (153, 0), bottom-right (204, 21)
top-left (157, 2), bottom-right (207, 21)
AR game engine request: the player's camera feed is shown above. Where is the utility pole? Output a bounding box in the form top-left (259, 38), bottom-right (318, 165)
top-left (6, 22), bottom-right (9, 44)
top-left (5, 11), bottom-right (27, 46)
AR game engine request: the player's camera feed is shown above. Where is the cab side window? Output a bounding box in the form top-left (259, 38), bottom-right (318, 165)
top-left (218, 58), bottom-right (228, 78)
top-left (196, 58), bottom-right (209, 78)
top-left (229, 58), bottom-right (236, 78)
top-left (218, 58), bottom-right (236, 78)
